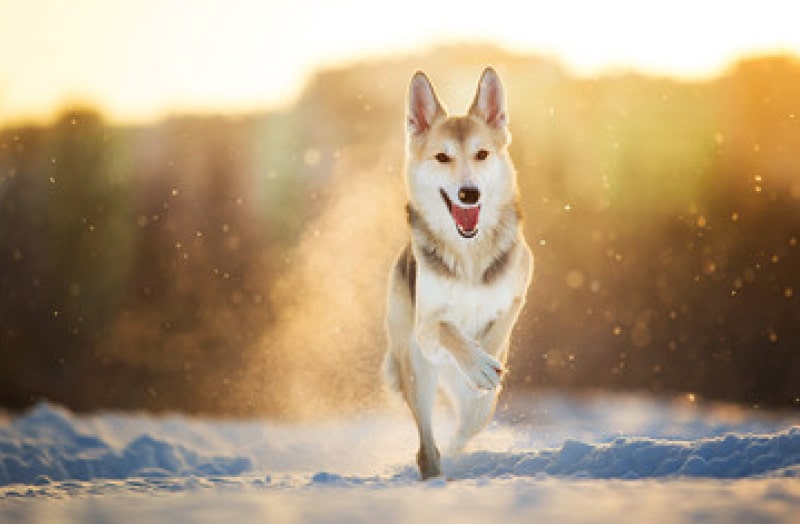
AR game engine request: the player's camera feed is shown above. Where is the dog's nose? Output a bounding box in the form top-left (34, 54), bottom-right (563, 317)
top-left (458, 186), bottom-right (481, 206)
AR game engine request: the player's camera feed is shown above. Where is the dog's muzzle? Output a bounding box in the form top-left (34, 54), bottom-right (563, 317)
top-left (440, 188), bottom-right (480, 239)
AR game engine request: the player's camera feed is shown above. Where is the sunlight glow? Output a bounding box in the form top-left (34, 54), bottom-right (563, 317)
top-left (1, 0), bottom-right (799, 124)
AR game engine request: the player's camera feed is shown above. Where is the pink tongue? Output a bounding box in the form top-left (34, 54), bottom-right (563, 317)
top-left (451, 204), bottom-right (480, 231)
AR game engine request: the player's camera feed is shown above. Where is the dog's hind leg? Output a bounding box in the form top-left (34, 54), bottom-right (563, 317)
top-left (440, 361), bottom-right (499, 452)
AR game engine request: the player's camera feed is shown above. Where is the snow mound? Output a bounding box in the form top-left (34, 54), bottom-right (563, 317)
top-left (431, 428), bottom-right (800, 480)
top-left (0, 403), bottom-right (251, 486)
top-left (3, 395), bottom-right (800, 523)
top-left (1, 396), bottom-right (800, 490)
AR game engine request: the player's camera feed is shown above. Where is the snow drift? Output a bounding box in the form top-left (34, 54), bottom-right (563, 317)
top-left (0, 404), bottom-right (251, 486)
top-left (3, 395), bottom-right (800, 524)
top-left (2, 395), bottom-right (799, 490)
top-left (438, 428), bottom-right (800, 480)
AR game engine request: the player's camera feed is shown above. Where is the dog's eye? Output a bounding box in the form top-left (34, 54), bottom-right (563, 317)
top-left (475, 149), bottom-right (489, 161)
top-left (435, 152), bottom-right (451, 163)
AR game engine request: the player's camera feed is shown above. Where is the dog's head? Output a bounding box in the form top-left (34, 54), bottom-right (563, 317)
top-left (405, 67), bottom-right (515, 240)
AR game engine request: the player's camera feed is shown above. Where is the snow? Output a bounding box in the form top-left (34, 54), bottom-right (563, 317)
top-left (2, 394), bottom-right (800, 523)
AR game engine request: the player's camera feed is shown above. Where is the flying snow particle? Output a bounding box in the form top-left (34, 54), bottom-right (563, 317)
top-left (631, 321), bottom-right (652, 348)
top-left (565, 270), bottom-right (585, 289)
top-left (304, 148), bottom-right (321, 167)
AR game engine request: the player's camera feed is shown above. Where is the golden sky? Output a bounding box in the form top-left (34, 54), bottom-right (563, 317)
top-left (1, 0), bottom-right (799, 125)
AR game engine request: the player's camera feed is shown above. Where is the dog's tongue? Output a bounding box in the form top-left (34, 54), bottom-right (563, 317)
top-left (451, 204), bottom-right (480, 232)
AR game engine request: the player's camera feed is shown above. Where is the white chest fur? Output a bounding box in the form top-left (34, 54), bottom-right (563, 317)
top-left (414, 250), bottom-right (524, 342)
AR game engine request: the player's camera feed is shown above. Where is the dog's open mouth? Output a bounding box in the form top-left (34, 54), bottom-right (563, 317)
top-left (440, 188), bottom-right (480, 239)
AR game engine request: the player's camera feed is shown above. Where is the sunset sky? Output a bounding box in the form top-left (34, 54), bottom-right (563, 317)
top-left (1, 0), bottom-right (799, 125)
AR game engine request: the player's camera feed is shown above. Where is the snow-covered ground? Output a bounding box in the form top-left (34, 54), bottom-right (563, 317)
top-left (2, 393), bottom-right (800, 523)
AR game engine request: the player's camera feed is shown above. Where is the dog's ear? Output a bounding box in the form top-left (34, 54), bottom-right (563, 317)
top-left (469, 67), bottom-right (507, 128)
top-left (408, 71), bottom-right (444, 135)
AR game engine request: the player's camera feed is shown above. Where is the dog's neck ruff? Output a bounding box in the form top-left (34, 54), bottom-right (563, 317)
top-left (406, 202), bottom-right (520, 284)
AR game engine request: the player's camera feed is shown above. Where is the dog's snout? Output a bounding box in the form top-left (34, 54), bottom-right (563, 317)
top-left (458, 186), bottom-right (481, 206)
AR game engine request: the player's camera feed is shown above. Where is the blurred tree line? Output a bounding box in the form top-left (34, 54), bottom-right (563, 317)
top-left (1, 47), bottom-right (798, 416)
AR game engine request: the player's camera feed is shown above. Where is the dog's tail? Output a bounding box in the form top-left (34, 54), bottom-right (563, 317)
top-left (381, 351), bottom-right (401, 395)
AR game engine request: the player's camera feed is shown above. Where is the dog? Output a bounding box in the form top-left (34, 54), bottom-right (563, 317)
top-left (383, 67), bottom-right (533, 480)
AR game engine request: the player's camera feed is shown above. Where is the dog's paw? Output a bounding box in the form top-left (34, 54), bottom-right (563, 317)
top-left (460, 344), bottom-right (504, 390)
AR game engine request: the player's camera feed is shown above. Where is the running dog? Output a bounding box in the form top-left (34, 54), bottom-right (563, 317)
top-left (383, 67), bottom-right (533, 479)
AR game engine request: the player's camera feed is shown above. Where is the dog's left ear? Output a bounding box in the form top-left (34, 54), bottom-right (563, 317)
top-left (469, 67), bottom-right (507, 128)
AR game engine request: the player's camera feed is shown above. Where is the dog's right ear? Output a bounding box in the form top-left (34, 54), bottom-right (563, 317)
top-left (408, 71), bottom-right (444, 135)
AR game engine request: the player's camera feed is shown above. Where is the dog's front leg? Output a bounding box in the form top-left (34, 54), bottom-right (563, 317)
top-left (420, 320), bottom-right (504, 391)
top-left (404, 321), bottom-right (446, 479)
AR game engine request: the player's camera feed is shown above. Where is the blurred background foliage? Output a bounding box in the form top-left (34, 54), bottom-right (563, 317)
top-left (1, 46), bottom-right (798, 417)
